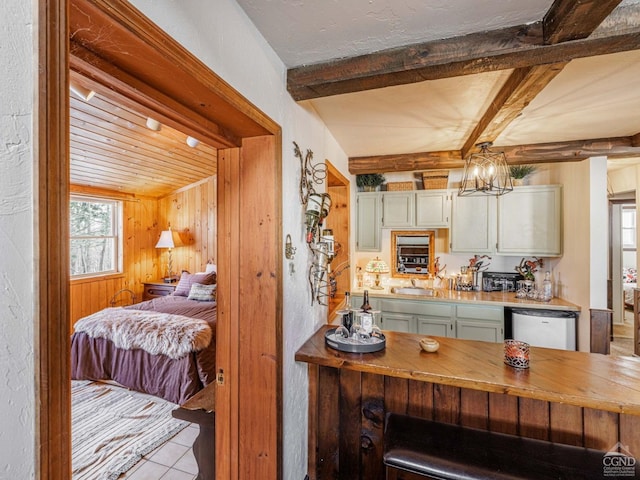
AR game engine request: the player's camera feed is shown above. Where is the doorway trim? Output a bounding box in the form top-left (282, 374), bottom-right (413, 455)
top-left (38, 1), bottom-right (282, 478)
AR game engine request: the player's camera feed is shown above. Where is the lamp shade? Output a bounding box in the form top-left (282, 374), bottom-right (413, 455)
top-left (155, 229), bottom-right (182, 249)
top-left (365, 257), bottom-right (389, 274)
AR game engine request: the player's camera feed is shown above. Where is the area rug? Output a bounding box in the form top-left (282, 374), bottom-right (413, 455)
top-left (72, 380), bottom-right (189, 480)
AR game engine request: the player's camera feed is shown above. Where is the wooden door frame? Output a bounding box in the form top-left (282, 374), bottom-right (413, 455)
top-left (37, 1), bottom-right (282, 479)
top-left (326, 161), bottom-right (351, 320)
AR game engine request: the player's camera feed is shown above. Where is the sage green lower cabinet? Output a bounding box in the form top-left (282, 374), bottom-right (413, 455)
top-left (378, 298), bottom-right (455, 337)
top-left (455, 305), bottom-right (504, 342)
top-left (416, 316), bottom-right (453, 337)
top-left (351, 295), bottom-right (504, 342)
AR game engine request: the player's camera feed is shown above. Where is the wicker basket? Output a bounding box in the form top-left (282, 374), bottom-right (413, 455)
top-left (386, 181), bottom-right (414, 191)
top-left (422, 170), bottom-right (449, 189)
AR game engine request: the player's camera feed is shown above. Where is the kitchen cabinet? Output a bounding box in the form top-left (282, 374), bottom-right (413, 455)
top-left (450, 194), bottom-right (495, 253)
top-left (417, 316), bottom-right (454, 337)
top-left (351, 295), bottom-right (503, 342)
top-left (415, 190), bottom-right (450, 228)
top-left (356, 192), bottom-right (381, 251)
top-left (450, 185), bottom-right (562, 256)
top-left (382, 192), bottom-right (414, 228)
top-left (455, 304), bottom-right (504, 342)
top-left (497, 185), bottom-right (562, 256)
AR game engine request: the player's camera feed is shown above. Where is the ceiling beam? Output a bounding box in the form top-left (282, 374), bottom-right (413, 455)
top-left (460, 63), bottom-right (567, 158)
top-left (349, 136), bottom-right (640, 174)
top-left (543, 0), bottom-right (623, 43)
top-left (460, 0), bottom-right (622, 158)
top-left (287, 4), bottom-right (639, 101)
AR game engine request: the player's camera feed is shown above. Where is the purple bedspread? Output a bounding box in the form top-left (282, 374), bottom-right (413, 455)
top-left (71, 295), bottom-right (216, 404)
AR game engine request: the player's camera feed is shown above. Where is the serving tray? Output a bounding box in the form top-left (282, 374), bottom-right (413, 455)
top-left (324, 328), bottom-right (386, 353)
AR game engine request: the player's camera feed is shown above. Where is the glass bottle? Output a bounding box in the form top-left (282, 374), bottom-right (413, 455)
top-left (360, 290), bottom-right (371, 312)
top-left (341, 292), bottom-right (353, 332)
top-left (542, 271), bottom-right (553, 301)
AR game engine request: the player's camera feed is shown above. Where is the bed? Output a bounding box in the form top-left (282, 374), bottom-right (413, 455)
top-left (623, 267), bottom-right (637, 309)
top-left (71, 271), bottom-right (217, 404)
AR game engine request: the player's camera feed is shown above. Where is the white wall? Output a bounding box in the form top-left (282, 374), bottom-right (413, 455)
top-left (549, 158), bottom-right (608, 351)
top-left (0, 0), bottom-right (36, 478)
top-left (128, 2), bottom-right (349, 478)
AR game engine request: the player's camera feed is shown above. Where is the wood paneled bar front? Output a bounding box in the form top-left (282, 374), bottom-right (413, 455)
top-left (295, 326), bottom-right (640, 480)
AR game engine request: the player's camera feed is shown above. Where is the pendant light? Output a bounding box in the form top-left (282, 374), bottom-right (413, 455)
top-left (458, 142), bottom-right (513, 196)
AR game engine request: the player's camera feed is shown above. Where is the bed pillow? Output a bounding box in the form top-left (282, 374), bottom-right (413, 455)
top-left (187, 283), bottom-right (217, 302)
top-left (623, 267), bottom-right (637, 284)
top-left (173, 271), bottom-right (216, 296)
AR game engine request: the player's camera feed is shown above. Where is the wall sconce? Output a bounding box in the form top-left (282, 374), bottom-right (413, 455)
top-left (285, 234), bottom-right (296, 260)
top-left (365, 256), bottom-right (390, 290)
top-left (146, 117), bottom-right (162, 131)
top-left (459, 142), bottom-right (513, 196)
top-left (186, 136), bottom-right (199, 148)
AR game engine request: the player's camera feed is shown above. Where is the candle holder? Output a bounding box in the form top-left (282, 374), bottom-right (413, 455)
top-left (504, 340), bottom-right (530, 369)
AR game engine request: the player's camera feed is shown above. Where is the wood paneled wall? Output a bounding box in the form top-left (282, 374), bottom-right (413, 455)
top-left (70, 187), bottom-right (160, 326)
top-left (158, 176), bottom-right (217, 275)
top-left (307, 364), bottom-right (640, 480)
top-left (70, 177), bottom-right (217, 327)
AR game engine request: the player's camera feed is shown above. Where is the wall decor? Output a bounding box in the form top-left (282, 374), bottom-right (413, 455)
top-left (294, 142), bottom-right (335, 305)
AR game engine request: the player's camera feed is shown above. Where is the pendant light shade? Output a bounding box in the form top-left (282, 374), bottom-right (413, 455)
top-left (458, 142), bottom-right (513, 196)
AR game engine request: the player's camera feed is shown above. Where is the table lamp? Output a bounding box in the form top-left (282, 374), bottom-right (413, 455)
top-left (365, 256), bottom-right (389, 290)
top-left (155, 227), bottom-right (182, 282)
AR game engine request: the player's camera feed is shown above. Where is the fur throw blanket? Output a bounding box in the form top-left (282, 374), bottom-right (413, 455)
top-left (74, 307), bottom-right (212, 359)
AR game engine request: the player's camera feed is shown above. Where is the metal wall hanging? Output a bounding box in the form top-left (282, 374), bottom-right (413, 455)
top-left (294, 142), bottom-right (335, 306)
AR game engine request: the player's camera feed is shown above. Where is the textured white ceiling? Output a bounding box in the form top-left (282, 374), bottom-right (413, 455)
top-left (237, 0), bottom-right (640, 165)
top-left (236, 0), bottom-right (553, 67)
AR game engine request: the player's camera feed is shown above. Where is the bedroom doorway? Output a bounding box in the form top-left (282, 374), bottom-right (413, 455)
top-left (39, 1), bottom-right (282, 479)
top-left (609, 195), bottom-right (636, 357)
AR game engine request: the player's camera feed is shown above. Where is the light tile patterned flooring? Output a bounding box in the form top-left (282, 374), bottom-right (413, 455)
top-left (119, 423), bottom-right (200, 480)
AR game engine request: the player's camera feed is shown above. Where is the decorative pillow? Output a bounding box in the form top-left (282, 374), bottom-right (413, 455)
top-left (187, 283), bottom-right (217, 302)
top-left (173, 271), bottom-right (216, 296)
top-left (623, 267), bottom-right (637, 284)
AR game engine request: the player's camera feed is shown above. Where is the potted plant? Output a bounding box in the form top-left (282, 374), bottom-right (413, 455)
top-left (356, 173), bottom-right (386, 192)
top-left (509, 165), bottom-right (537, 186)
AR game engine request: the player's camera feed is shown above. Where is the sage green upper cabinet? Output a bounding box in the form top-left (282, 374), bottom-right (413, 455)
top-left (356, 192), bottom-right (381, 251)
top-left (415, 190), bottom-right (450, 228)
top-left (382, 192), bottom-right (414, 228)
top-left (450, 194), bottom-right (495, 253)
top-left (497, 185), bottom-right (562, 256)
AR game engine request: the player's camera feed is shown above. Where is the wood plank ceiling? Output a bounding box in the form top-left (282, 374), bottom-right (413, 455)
top-left (70, 88), bottom-right (217, 197)
top-left (281, 0), bottom-right (640, 173)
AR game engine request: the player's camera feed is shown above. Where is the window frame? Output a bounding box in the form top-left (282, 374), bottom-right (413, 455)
top-left (69, 195), bottom-right (123, 279)
top-left (622, 204), bottom-right (637, 251)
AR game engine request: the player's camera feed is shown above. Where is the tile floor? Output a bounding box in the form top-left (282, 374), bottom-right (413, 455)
top-left (120, 423), bottom-right (200, 480)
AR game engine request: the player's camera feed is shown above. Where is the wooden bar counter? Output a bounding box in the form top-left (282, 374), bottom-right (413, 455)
top-left (295, 326), bottom-right (640, 480)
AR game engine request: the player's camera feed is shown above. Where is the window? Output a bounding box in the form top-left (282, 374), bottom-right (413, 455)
top-left (622, 205), bottom-right (636, 250)
top-left (70, 196), bottom-right (122, 277)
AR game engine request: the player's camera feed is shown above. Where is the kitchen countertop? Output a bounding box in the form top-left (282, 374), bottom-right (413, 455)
top-left (352, 288), bottom-right (580, 311)
top-left (295, 325), bottom-right (640, 415)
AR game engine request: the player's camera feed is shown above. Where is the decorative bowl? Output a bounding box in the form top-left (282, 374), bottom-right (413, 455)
top-left (419, 337), bottom-right (440, 353)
